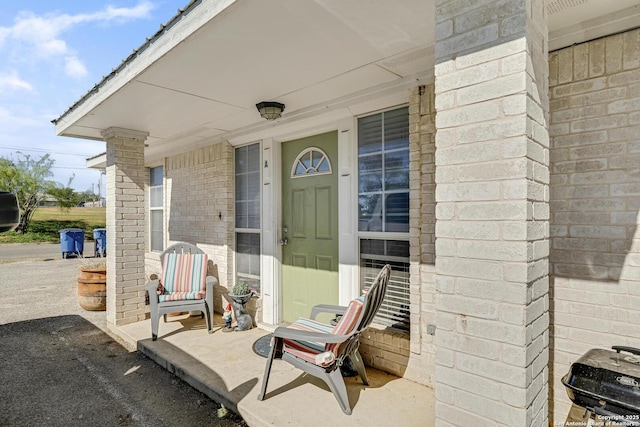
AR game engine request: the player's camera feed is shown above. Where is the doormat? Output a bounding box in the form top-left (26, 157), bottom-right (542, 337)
top-left (252, 334), bottom-right (273, 358)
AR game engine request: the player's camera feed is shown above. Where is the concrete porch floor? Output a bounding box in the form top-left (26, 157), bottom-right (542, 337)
top-left (112, 314), bottom-right (435, 427)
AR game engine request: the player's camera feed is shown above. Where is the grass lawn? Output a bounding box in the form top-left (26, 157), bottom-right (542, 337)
top-left (0, 207), bottom-right (106, 244)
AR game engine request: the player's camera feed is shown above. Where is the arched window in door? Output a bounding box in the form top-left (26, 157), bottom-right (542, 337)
top-left (291, 147), bottom-right (332, 178)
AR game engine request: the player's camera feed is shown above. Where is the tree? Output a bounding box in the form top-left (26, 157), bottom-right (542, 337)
top-left (0, 152), bottom-right (56, 233)
top-left (48, 186), bottom-right (83, 208)
top-left (48, 173), bottom-right (83, 208)
top-left (80, 189), bottom-right (100, 203)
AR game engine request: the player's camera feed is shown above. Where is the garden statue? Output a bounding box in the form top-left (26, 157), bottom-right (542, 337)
top-left (222, 300), bottom-right (233, 333)
top-left (228, 282), bottom-right (253, 332)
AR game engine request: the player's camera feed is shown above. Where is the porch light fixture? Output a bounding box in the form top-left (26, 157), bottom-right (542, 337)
top-left (256, 101), bottom-right (285, 120)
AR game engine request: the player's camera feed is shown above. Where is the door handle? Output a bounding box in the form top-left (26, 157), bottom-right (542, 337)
top-left (279, 238), bottom-right (288, 246)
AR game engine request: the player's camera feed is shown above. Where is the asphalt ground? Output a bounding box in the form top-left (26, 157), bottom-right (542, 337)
top-left (0, 242), bottom-right (87, 263)
top-left (0, 249), bottom-right (246, 427)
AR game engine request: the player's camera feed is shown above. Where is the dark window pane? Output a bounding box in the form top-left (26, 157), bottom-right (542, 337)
top-left (359, 153), bottom-right (382, 174)
top-left (235, 201), bottom-right (247, 229)
top-left (295, 161), bottom-right (306, 175)
top-left (317, 157), bottom-right (329, 172)
top-left (384, 150), bottom-right (409, 170)
top-left (150, 166), bottom-right (163, 187)
top-left (385, 193), bottom-right (409, 232)
top-left (359, 172), bottom-right (383, 193)
top-left (384, 151), bottom-right (409, 191)
top-left (357, 106), bottom-right (410, 233)
top-left (235, 143), bottom-right (261, 230)
top-left (386, 240), bottom-right (410, 258)
top-left (312, 150), bottom-right (323, 168)
top-left (235, 174), bottom-right (248, 200)
top-left (247, 201), bottom-right (260, 229)
top-left (384, 107), bottom-right (409, 151)
top-left (301, 152), bottom-right (312, 169)
top-left (358, 113), bottom-right (382, 155)
top-left (149, 186), bottom-right (163, 208)
top-left (235, 146), bottom-right (248, 175)
top-left (150, 211), bottom-right (163, 252)
top-left (247, 171), bottom-right (260, 201)
top-left (359, 194), bottom-right (382, 232)
top-left (236, 232), bottom-right (261, 293)
top-left (360, 239), bottom-right (385, 256)
top-left (247, 144), bottom-right (260, 172)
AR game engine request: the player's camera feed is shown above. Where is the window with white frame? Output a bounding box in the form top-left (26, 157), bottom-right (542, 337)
top-left (358, 106), bottom-right (410, 331)
top-left (149, 166), bottom-right (164, 252)
top-left (235, 143), bottom-right (261, 293)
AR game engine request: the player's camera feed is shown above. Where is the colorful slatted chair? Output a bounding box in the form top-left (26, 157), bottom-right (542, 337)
top-left (144, 242), bottom-right (217, 341)
top-left (257, 264), bottom-right (391, 415)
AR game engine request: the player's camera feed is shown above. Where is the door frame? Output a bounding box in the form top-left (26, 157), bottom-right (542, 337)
top-left (260, 118), bottom-right (359, 326)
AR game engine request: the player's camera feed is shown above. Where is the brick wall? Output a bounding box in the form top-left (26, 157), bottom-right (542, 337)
top-left (145, 142), bottom-right (236, 314)
top-left (359, 327), bottom-right (410, 377)
top-left (104, 128), bottom-right (148, 326)
top-left (433, 0), bottom-right (549, 425)
top-left (549, 28), bottom-right (640, 422)
top-left (410, 84), bottom-right (437, 384)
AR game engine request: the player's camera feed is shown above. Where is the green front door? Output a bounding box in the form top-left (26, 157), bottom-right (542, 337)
top-left (281, 131), bottom-right (339, 323)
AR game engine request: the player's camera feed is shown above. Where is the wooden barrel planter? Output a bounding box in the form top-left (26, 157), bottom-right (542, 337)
top-left (77, 267), bottom-right (107, 311)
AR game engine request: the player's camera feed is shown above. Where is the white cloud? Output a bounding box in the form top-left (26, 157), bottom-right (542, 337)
top-left (1, 1), bottom-right (155, 77)
top-left (87, 2), bottom-right (155, 21)
top-left (0, 70), bottom-right (33, 92)
top-left (64, 56), bottom-right (88, 79)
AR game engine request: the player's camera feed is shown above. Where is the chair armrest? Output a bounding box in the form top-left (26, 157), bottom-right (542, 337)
top-left (145, 279), bottom-right (160, 305)
top-left (310, 304), bottom-right (348, 320)
top-left (145, 279), bottom-right (160, 293)
top-left (273, 326), bottom-right (350, 344)
top-left (205, 276), bottom-right (217, 300)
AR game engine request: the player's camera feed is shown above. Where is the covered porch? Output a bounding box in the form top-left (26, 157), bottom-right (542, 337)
top-left (52, 0), bottom-right (640, 425)
top-left (114, 314), bottom-right (435, 426)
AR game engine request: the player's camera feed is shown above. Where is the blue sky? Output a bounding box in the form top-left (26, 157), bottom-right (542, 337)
top-left (0, 0), bottom-right (187, 193)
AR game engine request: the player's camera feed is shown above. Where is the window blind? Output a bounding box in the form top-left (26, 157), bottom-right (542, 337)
top-left (360, 239), bottom-right (410, 332)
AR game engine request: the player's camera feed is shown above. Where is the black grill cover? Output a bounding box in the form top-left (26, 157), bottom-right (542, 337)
top-left (562, 347), bottom-right (640, 416)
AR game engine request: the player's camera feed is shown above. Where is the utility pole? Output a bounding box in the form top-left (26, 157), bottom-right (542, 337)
top-left (98, 170), bottom-right (105, 207)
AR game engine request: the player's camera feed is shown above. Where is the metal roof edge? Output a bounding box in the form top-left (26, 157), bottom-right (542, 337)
top-left (51, 0), bottom-right (205, 126)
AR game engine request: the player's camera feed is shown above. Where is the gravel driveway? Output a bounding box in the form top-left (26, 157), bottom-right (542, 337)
top-left (0, 256), bottom-right (246, 427)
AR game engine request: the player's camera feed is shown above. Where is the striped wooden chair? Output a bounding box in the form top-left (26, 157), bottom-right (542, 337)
top-left (144, 242), bottom-right (217, 341)
top-left (258, 264), bottom-right (391, 415)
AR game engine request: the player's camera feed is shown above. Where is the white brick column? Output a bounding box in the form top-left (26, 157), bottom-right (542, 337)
top-left (102, 127), bottom-right (149, 326)
top-left (434, 1), bottom-right (549, 426)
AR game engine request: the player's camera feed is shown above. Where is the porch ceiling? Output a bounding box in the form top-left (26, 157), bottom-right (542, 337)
top-left (55, 0), bottom-right (434, 160)
top-left (54, 0), bottom-right (640, 162)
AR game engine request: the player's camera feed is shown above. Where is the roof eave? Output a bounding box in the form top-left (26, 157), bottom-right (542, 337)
top-left (53, 0), bottom-right (241, 137)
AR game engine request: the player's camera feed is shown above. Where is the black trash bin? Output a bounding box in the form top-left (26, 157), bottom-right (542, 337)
top-left (59, 228), bottom-right (85, 259)
top-left (93, 228), bottom-right (106, 257)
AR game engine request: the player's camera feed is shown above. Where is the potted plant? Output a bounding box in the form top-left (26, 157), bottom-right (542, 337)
top-left (228, 282), bottom-right (253, 331)
top-left (77, 259), bottom-right (107, 311)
